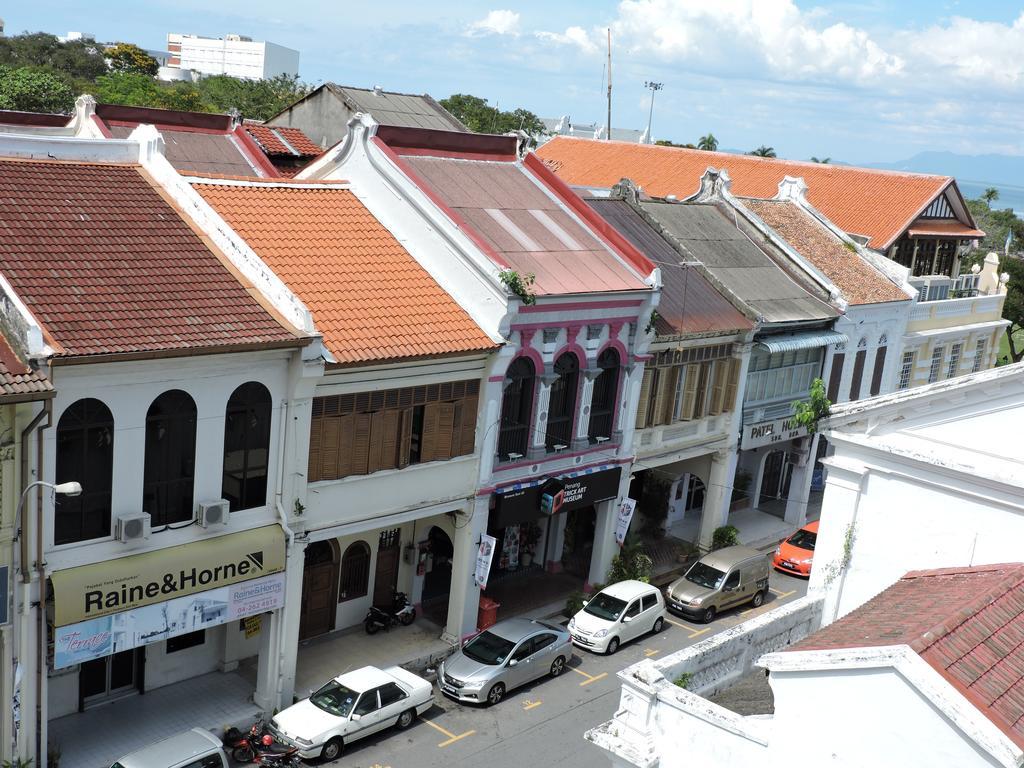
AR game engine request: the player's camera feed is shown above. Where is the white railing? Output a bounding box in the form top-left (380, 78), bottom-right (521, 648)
top-left (910, 293), bottom-right (1005, 323)
top-left (636, 415), bottom-right (727, 454)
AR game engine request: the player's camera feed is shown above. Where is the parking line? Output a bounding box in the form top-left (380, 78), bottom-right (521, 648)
top-left (667, 617), bottom-right (711, 639)
top-left (569, 666), bottom-right (608, 686)
top-left (770, 588), bottom-right (796, 598)
top-left (523, 699), bottom-right (542, 711)
top-left (644, 648), bottom-right (660, 657)
top-left (422, 717), bottom-right (475, 748)
top-left (687, 627), bottom-right (711, 639)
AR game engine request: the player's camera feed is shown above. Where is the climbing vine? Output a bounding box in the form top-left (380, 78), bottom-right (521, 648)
top-left (498, 270), bottom-right (537, 305)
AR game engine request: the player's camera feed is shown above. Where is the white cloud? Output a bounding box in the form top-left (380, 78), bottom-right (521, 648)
top-left (466, 9), bottom-right (521, 37)
top-left (534, 26), bottom-right (601, 55)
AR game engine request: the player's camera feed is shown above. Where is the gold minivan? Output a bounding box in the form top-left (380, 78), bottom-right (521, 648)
top-left (665, 546), bottom-right (770, 623)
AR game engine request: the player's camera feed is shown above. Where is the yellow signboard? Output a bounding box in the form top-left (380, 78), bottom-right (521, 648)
top-left (51, 525), bottom-right (286, 626)
top-left (244, 614), bottom-right (262, 639)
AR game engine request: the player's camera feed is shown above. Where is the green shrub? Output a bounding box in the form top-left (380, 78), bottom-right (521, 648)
top-left (711, 525), bottom-right (739, 551)
top-left (606, 534), bottom-right (653, 584)
top-left (673, 672), bottom-right (693, 689)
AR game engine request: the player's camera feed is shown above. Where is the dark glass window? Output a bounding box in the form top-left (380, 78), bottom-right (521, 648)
top-left (143, 390), bottom-right (197, 527)
top-left (588, 348), bottom-right (620, 442)
top-left (546, 353), bottom-right (579, 452)
top-left (167, 630), bottom-right (205, 653)
top-left (222, 382), bottom-right (272, 512)
top-left (55, 399), bottom-right (114, 545)
top-left (338, 541), bottom-right (371, 602)
top-left (497, 357), bottom-right (535, 459)
top-left (379, 682), bottom-right (407, 707)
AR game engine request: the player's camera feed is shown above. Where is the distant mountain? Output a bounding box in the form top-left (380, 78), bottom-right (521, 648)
top-left (864, 151), bottom-right (1024, 187)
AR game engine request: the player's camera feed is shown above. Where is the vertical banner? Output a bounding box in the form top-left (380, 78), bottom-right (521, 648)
top-left (475, 534), bottom-right (497, 590)
top-left (615, 498), bottom-right (637, 545)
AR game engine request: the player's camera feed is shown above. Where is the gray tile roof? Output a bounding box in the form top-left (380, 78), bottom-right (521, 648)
top-left (638, 201), bottom-right (838, 324)
top-left (329, 85), bottom-right (467, 132)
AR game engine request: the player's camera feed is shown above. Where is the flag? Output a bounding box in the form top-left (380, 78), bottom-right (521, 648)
top-left (1006, 229), bottom-right (1014, 255)
top-left (474, 534), bottom-right (497, 590)
top-left (615, 498), bottom-right (637, 545)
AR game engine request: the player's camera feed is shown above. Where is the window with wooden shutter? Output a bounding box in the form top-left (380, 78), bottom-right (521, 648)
top-left (709, 361), bottom-right (727, 415)
top-left (656, 367), bottom-right (679, 425)
top-left (723, 358), bottom-right (739, 413)
top-left (869, 347), bottom-right (886, 396)
top-left (398, 407), bottom-right (414, 468)
top-left (368, 410), bottom-right (401, 472)
top-left (692, 362), bottom-right (712, 419)
top-left (419, 403), bottom-right (440, 463)
top-left (848, 349), bottom-right (866, 401)
top-left (308, 418), bottom-right (323, 482)
top-left (458, 395), bottom-right (478, 456)
top-left (321, 416), bottom-right (342, 480)
top-left (635, 368), bottom-right (654, 429)
top-left (350, 412), bottom-right (371, 475)
top-left (827, 352), bottom-right (845, 403)
top-left (680, 365), bottom-right (700, 421)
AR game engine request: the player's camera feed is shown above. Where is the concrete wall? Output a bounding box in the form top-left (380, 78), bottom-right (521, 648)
top-left (267, 90), bottom-right (354, 150)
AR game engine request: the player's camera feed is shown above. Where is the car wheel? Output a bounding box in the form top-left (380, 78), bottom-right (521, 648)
top-left (397, 708), bottom-right (416, 729)
top-left (486, 682), bottom-right (506, 706)
top-left (652, 616), bottom-right (664, 634)
top-left (232, 746), bottom-right (255, 763)
top-left (702, 606), bottom-right (717, 624)
top-left (751, 590), bottom-right (765, 608)
top-left (550, 656), bottom-right (566, 677)
top-left (606, 637), bottom-right (620, 655)
top-left (320, 737), bottom-right (343, 762)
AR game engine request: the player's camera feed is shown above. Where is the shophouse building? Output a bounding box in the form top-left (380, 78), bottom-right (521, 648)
top-left (0, 130), bottom-right (315, 766)
top-left (298, 117), bottom-right (659, 623)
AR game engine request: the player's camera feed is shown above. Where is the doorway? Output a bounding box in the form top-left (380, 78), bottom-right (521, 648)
top-left (299, 540), bottom-right (338, 640)
top-left (422, 527), bottom-right (454, 602)
top-left (561, 506), bottom-right (596, 577)
top-left (373, 528), bottom-right (401, 608)
top-left (79, 648), bottom-right (141, 710)
top-left (759, 450), bottom-right (792, 515)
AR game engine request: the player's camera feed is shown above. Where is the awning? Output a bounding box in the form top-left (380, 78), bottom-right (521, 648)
top-left (756, 330), bottom-right (848, 354)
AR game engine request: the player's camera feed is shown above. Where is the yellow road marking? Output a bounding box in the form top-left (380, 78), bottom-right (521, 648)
top-left (569, 666), bottom-right (595, 681)
top-left (523, 699), bottom-right (542, 711)
top-left (422, 718), bottom-right (456, 740)
top-left (422, 717), bottom-right (475, 748)
top-left (687, 627), bottom-right (711, 639)
top-left (579, 672), bottom-right (608, 687)
top-left (770, 588), bottom-right (796, 598)
top-left (438, 731), bottom-right (475, 748)
top-left (644, 648), bottom-right (660, 657)
top-left (666, 617), bottom-right (694, 630)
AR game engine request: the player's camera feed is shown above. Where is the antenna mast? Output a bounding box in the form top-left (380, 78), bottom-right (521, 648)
top-left (606, 28), bottom-right (612, 141)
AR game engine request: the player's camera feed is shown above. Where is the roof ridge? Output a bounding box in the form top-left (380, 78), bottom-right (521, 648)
top-left (186, 172), bottom-right (350, 187)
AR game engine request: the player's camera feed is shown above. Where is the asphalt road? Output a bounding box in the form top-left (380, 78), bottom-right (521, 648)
top-left (319, 569), bottom-right (808, 768)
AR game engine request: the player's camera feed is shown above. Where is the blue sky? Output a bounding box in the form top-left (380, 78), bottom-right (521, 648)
top-left (10, 1), bottom-right (1024, 164)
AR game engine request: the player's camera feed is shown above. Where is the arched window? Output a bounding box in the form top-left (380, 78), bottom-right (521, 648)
top-left (143, 390), bottom-right (197, 527)
top-left (338, 541), bottom-right (371, 602)
top-left (497, 357), bottom-right (535, 460)
top-left (546, 352), bottom-right (579, 451)
top-left (222, 382), bottom-right (272, 512)
top-left (55, 399), bottom-right (113, 545)
top-left (588, 348), bottom-right (620, 442)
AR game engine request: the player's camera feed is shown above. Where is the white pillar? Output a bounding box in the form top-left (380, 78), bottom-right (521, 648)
top-left (574, 372), bottom-right (597, 450)
top-left (784, 433), bottom-right (819, 525)
top-left (698, 449), bottom-right (737, 552)
top-left (445, 497), bottom-right (489, 642)
top-left (528, 382), bottom-right (552, 460)
top-left (587, 497), bottom-right (619, 590)
top-left (545, 512), bottom-right (569, 573)
top-left (254, 608), bottom-right (281, 710)
top-left (271, 539), bottom-right (305, 708)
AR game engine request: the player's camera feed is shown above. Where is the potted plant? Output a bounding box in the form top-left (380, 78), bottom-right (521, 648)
top-left (520, 524), bottom-right (542, 567)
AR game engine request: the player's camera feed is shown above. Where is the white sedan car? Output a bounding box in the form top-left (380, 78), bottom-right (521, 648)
top-left (269, 665), bottom-right (433, 761)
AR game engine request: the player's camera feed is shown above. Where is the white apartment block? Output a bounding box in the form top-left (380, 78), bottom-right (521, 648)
top-left (166, 33), bottom-right (299, 80)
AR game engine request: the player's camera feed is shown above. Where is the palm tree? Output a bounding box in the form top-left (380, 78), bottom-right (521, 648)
top-left (749, 145), bottom-right (776, 158)
top-left (983, 187), bottom-right (1000, 205)
top-left (697, 133), bottom-right (718, 151)
top-left (810, 156), bottom-right (831, 164)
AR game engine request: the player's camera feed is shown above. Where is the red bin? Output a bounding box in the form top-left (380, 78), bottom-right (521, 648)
top-left (477, 596), bottom-right (501, 630)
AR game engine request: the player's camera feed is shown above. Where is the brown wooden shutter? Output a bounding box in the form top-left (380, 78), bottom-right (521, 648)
top-left (350, 413), bottom-right (371, 475)
top-left (651, 367), bottom-right (673, 427)
top-left (321, 416), bottom-right (342, 480)
top-left (827, 352), bottom-right (845, 403)
top-left (380, 410), bottom-right (400, 470)
top-left (367, 411), bottom-right (386, 474)
top-left (680, 365), bottom-right (699, 420)
top-left (848, 350), bottom-right (866, 401)
top-left (635, 368), bottom-right (654, 429)
top-left (308, 417), bottom-right (323, 483)
top-left (458, 395), bottom-right (478, 456)
top-left (334, 414), bottom-right (356, 479)
top-left (420, 402), bottom-right (440, 462)
top-left (709, 361), bottom-right (727, 415)
top-left (434, 402), bottom-right (456, 461)
top-left (723, 358), bottom-right (739, 413)
top-left (398, 407), bottom-right (414, 468)
top-left (869, 347), bottom-right (886, 396)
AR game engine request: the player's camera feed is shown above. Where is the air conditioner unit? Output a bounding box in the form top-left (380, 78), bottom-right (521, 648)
top-left (198, 499), bottom-right (230, 528)
top-left (116, 512), bottom-right (151, 543)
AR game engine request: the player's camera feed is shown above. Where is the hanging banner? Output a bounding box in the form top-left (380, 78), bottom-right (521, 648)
top-left (474, 534), bottom-right (497, 590)
top-left (615, 498), bottom-right (637, 545)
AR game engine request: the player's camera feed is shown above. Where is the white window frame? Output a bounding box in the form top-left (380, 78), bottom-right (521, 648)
top-left (927, 346), bottom-right (944, 384)
top-left (898, 351), bottom-right (915, 390)
top-left (972, 338), bottom-right (988, 373)
top-left (946, 343), bottom-right (962, 379)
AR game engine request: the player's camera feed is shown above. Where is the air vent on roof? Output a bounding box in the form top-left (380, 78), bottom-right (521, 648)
top-left (372, 85), bottom-right (383, 96)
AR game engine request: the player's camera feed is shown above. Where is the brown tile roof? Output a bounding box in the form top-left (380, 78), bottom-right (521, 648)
top-left (244, 125), bottom-right (321, 157)
top-left (0, 335), bottom-right (52, 401)
top-left (744, 200), bottom-right (910, 306)
top-left (790, 563), bottom-right (1024, 749)
top-left (907, 220), bottom-right (986, 238)
top-left (536, 137), bottom-right (958, 251)
top-left (0, 159), bottom-right (301, 358)
top-left (192, 181), bottom-right (497, 364)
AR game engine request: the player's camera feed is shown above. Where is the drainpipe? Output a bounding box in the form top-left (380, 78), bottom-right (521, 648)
top-left (28, 400), bottom-right (51, 768)
top-left (274, 395), bottom-right (295, 711)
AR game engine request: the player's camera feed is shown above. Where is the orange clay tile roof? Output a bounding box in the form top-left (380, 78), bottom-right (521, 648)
top-left (244, 125), bottom-right (321, 157)
top-left (0, 335), bottom-right (52, 401)
top-left (907, 220), bottom-right (986, 238)
top-left (536, 137), bottom-right (955, 251)
top-left (193, 182), bottom-right (497, 364)
top-left (790, 563), bottom-right (1024, 750)
top-left (0, 159), bottom-right (301, 358)
top-left (744, 200), bottom-right (910, 306)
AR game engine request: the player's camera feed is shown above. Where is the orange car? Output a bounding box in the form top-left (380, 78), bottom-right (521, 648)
top-left (772, 520), bottom-right (819, 577)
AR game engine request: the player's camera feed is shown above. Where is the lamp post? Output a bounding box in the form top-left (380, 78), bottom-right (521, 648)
top-left (644, 81), bottom-right (663, 144)
top-left (14, 481), bottom-right (81, 578)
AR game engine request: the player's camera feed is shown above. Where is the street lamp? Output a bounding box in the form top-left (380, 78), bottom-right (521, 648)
top-left (644, 81), bottom-right (664, 144)
top-left (14, 481), bottom-right (81, 577)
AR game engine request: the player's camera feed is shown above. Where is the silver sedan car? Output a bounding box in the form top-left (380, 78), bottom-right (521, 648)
top-left (437, 618), bottom-right (572, 706)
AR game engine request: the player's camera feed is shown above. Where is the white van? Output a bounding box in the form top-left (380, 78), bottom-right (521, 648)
top-left (568, 579), bottom-right (666, 654)
top-left (111, 728), bottom-right (228, 768)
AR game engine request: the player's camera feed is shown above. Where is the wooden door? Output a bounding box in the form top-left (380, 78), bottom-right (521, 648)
top-left (373, 529), bottom-right (401, 608)
top-left (300, 541), bottom-right (337, 640)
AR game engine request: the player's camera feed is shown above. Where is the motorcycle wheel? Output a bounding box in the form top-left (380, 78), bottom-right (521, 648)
top-left (232, 745), bottom-right (255, 763)
top-left (365, 618), bottom-right (381, 635)
top-left (400, 608), bottom-right (416, 626)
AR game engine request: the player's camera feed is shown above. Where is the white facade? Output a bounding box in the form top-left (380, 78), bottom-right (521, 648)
top-left (809, 362), bottom-right (1024, 624)
top-left (166, 33), bottom-right (299, 80)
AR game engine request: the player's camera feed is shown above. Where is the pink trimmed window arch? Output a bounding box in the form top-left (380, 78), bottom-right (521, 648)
top-left (498, 356), bottom-right (536, 460)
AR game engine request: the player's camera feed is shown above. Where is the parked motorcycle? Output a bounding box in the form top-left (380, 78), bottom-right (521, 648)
top-left (228, 718), bottom-right (297, 764)
top-left (251, 748), bottom-right (300, 768)
top-left (364, 591), bottom-right (416, 634)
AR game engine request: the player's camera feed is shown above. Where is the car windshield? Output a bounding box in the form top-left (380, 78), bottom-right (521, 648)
top-left (685, 562), bottom-right (726, 590)
top-left (310, 680), bottom-right (359, 717)
top-left (583, 592), bottom-right (628, 621)
top-left (462, 630), bottom-right (516, 665)
top-left (788, 529), bottom-right (817, 550)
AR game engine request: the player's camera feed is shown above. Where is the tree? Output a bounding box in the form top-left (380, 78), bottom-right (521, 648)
top-left (791, 378), bottom-right (831, 434)
top-left (0, 65), bottom-right (74, 113)
top-left (439, 93), bottom-right (545, 139)
top-left (655, 139), bottom-right (695, 148)
top-left (697, 133), bottom-right (718, 151)
top-left (1002, 256), bottom-right (1024, 363)
top-left (965, 198), bottom-right (1024, 256)
top-left (0, 32), bottom-right (107, 82)
top-left (983, 187), bottom-right (1000, 205)
top-left (810, 156), bottom-right (831, 164)
top-left (106, 43), bottom-right (158, 76)
top-left (750, 145), bottom-right (777, 158)
top-left (195, 74), bottom-right (309, 121)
